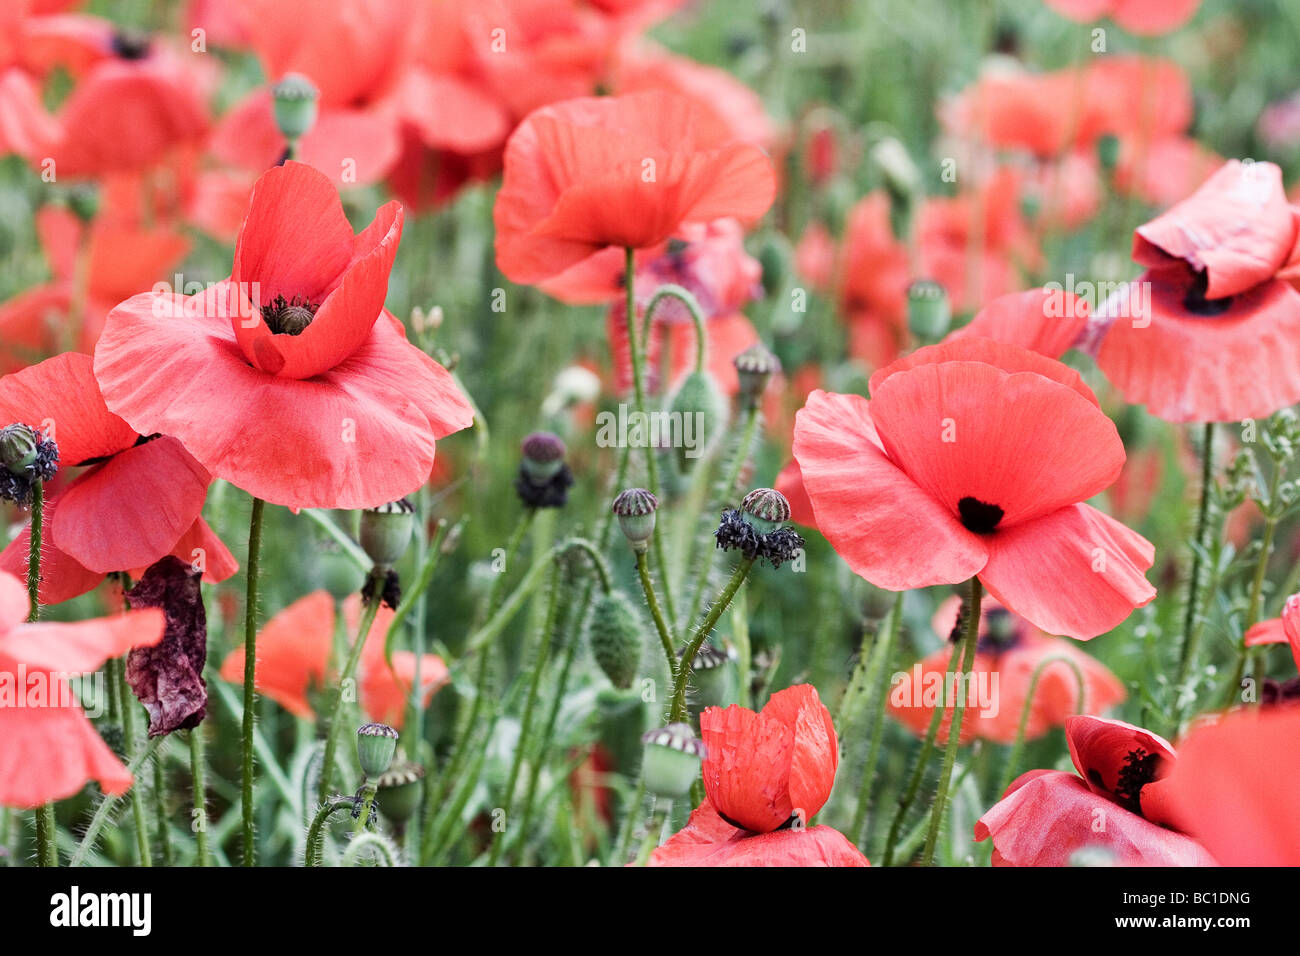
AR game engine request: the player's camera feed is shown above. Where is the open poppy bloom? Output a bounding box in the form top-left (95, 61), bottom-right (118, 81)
top-left (218, 590), bottom-right (448, 729)
top-left (0, 569), bottom-right (164, 807)
top-left (888, 594), bottom-right (1125, 745)
top-left (94, 161), bottom-right (474, 510)
top-left (1165, 706), bottom-right (1300, 866)
top-left (975, 715), bottom-right (1216, 866)
top-left (792, 337), bottom-right (1156, 640)
top-left (0, 352), bottom-right (237, 605)
top-left (948, 287), bottom-right (1091, 361)
top-left (1096, 160), bottom-right (1300, 422)
top-left (649, 684), bottom-right (868, 867)
top-left (493, 90), bottom-right (776, 286)
top-left (1044, 0), bottom-right (1199, 35)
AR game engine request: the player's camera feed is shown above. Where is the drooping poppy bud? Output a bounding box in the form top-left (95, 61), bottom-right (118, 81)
top-left (641, 723), bottom-right (706, 798)
top-left (271, 73), bottom-right (319, 142)
top-left (733, 343), bottom-right (781, 411)
top-left (668, 371), bottom-right (726, 471)
top-left (356, 723), bottom-right (399, 778)
top-left (906, 279), bottom-right (951, 342)
top-left (612, 488), bottom-right (658, 554)
top-left (588, 591), bottom-right (644, 690)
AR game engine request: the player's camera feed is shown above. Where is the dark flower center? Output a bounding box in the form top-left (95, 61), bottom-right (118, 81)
top-left (261, 295), bottom-right (319, 336)
top-left (1182, 270), bottom-right (1233, 317)
top-left (111, 29), bottom-right (152, 60)
top-left (1090, 747), bottom-right (1163, 817)
top-left (958, 496), bottom-right (1003, 534)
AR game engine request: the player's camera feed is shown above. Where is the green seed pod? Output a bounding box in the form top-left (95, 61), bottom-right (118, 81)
top-left (359, 498), bottom-right (414, 568)
top-left (668, 370), bottom-right (726, 472)
top-left (0, 424), bottom-right (39, 475)
top-left (683, 642), bottom-right (737, 711)
top-left (733, 342), bottom-right (782, 411)
top-left (356, 723), bottom-right (399, 778)
top-left (640, 723), bottom-right (706, 798)
top-left (740, 487), bottom-right (791, 534)
top-left (271, 72), bottom-right (319, 141)
top-left (588, 591), bottom-right (644, 690)
top-left (375, 761), bottom-right (425, 824)
top-left (612, 488), bottom-right (658, 554)
top-left (906, 279), bottom-right (951, 343)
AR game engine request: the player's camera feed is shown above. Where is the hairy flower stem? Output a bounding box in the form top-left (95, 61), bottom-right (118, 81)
top-left (639, 284), bottom-right (709, 376)
top-left (669, 556), bottom-right (756, 723)
top-left (26, 481), bottom-right (59, 867)
top-left (304, 798), bottom-right (355, 867)
top-left (635, 798), bottom-right (672, 866)
top-left (117, 650), bottom-right (152, 867)
top-left (636, 550), bottom-right (677, 677)
top-left (1228, 462), bottom-right (1284, 705)
top-left (882, 631), bottom-right (966, 866)
top-left (1175, 422), bottom-right (1215, 690)
top-left (623, 247), bottom-right (677, 629)
top-left (850, 591), bottom-right (904, 845)
top-left (920, 577), bottom-right (982, 866)
top-left (189, 729), bottom-right (209, 866)
top-left (317, 581), bottom-right (383, 802)
top-left (685, 405), bottom-right (760, 629)
top-left (240, 496), bottom-right (265, 866)
top-left (70, 736), bottom-right (164, 867)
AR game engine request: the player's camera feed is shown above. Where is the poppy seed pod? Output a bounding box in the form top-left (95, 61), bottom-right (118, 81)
top-left (0, 424), bottom-right (39, 474)
top-left (733, 343), bottom-right (782, 410)
top-left (0, 423), bottom-right (58, 507)
top-left (612, 488), bottom-right (658, 553)
top-left (521, 431), bottom-right (566, 482)
top-left (359, 498), bottom-right (415, 568)
top-left (668, 370), bottom-right (726, 471)
top-left (906, 279), bottom-right (951, 342)
top-left (271, 72), bottom-right (319, 141)
top-left (588, 591), bottom-right (644, 690)
top-left (681, 642), bottom-right (738, 711)
top-left (740, 488), bottom-right (791, 533)
top-left (356, 722), bottom-right (399, 778)
top-left (375, 761), bottom-right (425, 824)
top-left (641, 723), bottom-right (706, 798)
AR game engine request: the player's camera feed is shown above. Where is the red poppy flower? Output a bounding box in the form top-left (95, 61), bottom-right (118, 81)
top-left (1243, 593), bottom-right (1300, 699)
top-left (493, 90), bottom-right (776, 285)
top-left (793, 338), bottom-right (1155, 639)
top-left (975, 715), bottom-right (1216, 866)
top-left (0, 352), bottom-right (237, 605)
top-left (889, 594), bottom-right (1125, 745)
top-left (699, 684), bottom-right (837, 832)
top-left (1096, 160), bottom-right (1300, 422)
top-left (1044, 0), bottom-right (1199, 35)
top-left (0, 570), bottom-right (164, 807)
top-left (1166, 706), bottom-right (1300, 866)
top-left (94, 161), bottom-right (474, 510)
top-left (1114, 136), bottom-right (1221, 208)
top-left (647, 798), bottom-right (868, 867)
top-left (948, 287), bottom-right (1090, 361)
top-left (218, 591), bottom-right (448, 728)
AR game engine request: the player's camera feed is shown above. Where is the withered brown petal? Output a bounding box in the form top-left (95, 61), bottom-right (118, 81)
top-left (125, 555), bottom-right (208, 736)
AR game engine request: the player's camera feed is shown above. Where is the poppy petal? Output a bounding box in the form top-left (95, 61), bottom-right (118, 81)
top-left (0, 691), bottom-right (134, 806)
top-left (218, 590), bottom-right (334, 720)
top-left (0, 608), bottom-right (163, 673)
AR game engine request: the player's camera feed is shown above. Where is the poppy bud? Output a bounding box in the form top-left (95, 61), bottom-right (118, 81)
top-left (359, 498), bottom-right (415, 568)
top-left (906, 279), bottom-right (951, 342)
top-left (680, 641), bottom-right (737, 710)
top-left (641, 723), bottom-right (706, 798)
top-left (612, 488), bottom-right (658, 554)
top-left (740, 487), bottom-right (790, 533)
top-left (668, 370), bottom-right (726, 471)
top-left (755, 233), bottom-right (792, 298)
top-left (515, 431), bottom-right (574, 508)
top-left (0, 423), bottom-right (58, 507)
top-left (733, 343), bottom-right (782, 411)
top-left (588, 591), bottom-right (644, 690)
top-left (356, 722), bottom-right (399, 778)
top-left (66, 186), bottom-right (100, 223)
top-left (375, 760), bottom-right (425, 824)
top-left (271, 72), bottom-right (319, 142)
top-left (871, 137), bottom-right (921, 203)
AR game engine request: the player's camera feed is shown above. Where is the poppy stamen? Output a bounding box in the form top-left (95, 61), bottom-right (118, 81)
top-left (1112, 747), bottom-right (1163, 817)
top-left (958, 496), bottom-right (1004, 534)
top-left (261, 294), bottom-right (320, 336)
top-left (110, 29), bottom-right (152, 61)
top-left (1182, 270), bottom-right (1233, 317)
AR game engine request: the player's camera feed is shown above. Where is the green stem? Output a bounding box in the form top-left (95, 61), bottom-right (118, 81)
top-left (1175, 422), bottom-right (1215, 689)
top-left (636, 550), bottom-right (677, 677)
top-left (640, 283), bottom-right (710, 375)
top-left (850, 592), bottom-right (904, 845)
top-left (189, 728), bottom-right (209, 866)
top-left (241, 496), bottom-right (265, 866)
top-left (304, 799), bottom-right (355, 867)
top-left (118, 658), bottom-right (152, 867)
top-left (318, 584), bottom-right (383, 802)
top-left (35, 803), bottom-right (57, 867)
top-left (635, 798), bottom-right (672, 866)
top-left (920, 577), bottom-right (982, 866)
top-left (999, 654), bottom-right (1086, 795)
top-left (669, 556), bottom-right (756, 723)
top-left (1229, 461), bottom-right (1284, 705)
top-left (27, 480), bottom-right (59, 867)
top-left (152, 756), bottom-right (171, 865)
top-left (70, 736), bottom-right (163, 867)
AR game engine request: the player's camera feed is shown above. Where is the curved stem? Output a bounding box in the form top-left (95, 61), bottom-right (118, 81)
top-left (240, 496), bottom-right (265, 866)
top-left (304, 799), bottom-right (355, 867)
top-left (669, 556), bottom-right (756, 723)
top-left (920, 577), bottom-right (982, 866)
top-left (640, 283), bottom-right (710, 375)
top-left (636, 550), bottom-right (677, 677)
top-left (999, 654), bottom-right (1086, 794)
top-left (1175, 422), bottom-right (1215, 689)
top-left (342, 832), bottom-right (398, 867)
top-left (318, 588), bottom-right (383, 802)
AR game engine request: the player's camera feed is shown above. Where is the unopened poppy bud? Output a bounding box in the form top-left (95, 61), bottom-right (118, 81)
top-left (907, 279), bottom-right (950, 342)
top-left (755, 233), bottom-right (792, 297)
top-left (375, 760), bottom-right (425, 824)
top-left (588, 591), bottom-right (644, 690)
top-left (733, 343), bottom-right (781, 410)
top-left (740, 488), bottom-right (790, 533)
top-left (871, 137), bottom-right (921, 201)
top-left (271, 72), bottom-right (319, 141)
top-left (668, 370), bottom-right (726, 471)
top-left (520, 431), bottom-right (566, 481)
top-left (0, 423), bottom-right (58, 506)
top-left (66, 186), bottom-right (100, 223)
top-left (359, 498), bottom-right (415, 568)
top-left (612, 488), bottom-right (658, 553)
top-left (641, 723), bottom-right (706, 798)
top-left (681, 642), bottom-right (737, 710)
top-left (356, 723), bottom-right (399, 778)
